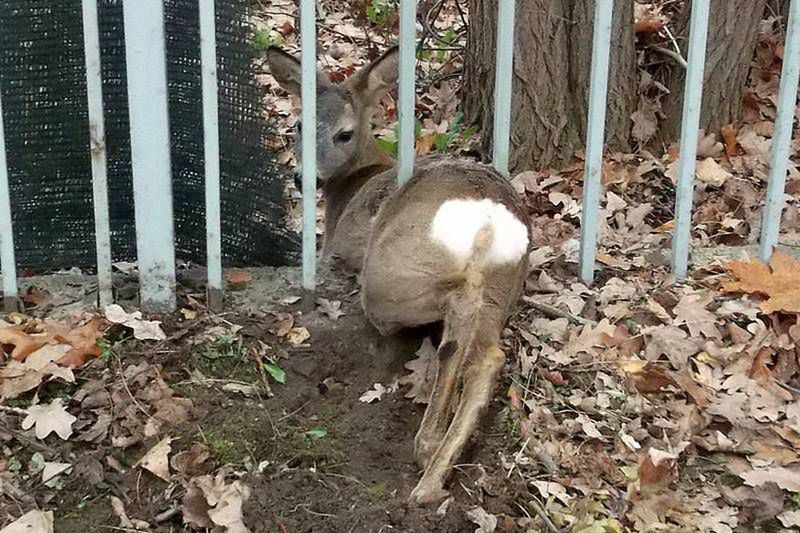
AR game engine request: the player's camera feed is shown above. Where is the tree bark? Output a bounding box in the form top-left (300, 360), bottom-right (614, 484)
top-left (662, 0), bottom-right (768, 141)
top-left (463, 0), bottom-right (637, 172)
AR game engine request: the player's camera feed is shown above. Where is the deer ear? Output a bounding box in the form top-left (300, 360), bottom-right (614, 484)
top-left (266, 46), bottom-right (331, 96)
top-left (345, 46), bottom-right (399, 107)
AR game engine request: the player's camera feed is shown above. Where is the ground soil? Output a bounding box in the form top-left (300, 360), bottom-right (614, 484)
top-left (38, 266), bottom-right (526, 533)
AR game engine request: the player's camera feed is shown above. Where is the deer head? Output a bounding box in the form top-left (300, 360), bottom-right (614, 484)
top-left (265, 46), bottom-right (399, 188)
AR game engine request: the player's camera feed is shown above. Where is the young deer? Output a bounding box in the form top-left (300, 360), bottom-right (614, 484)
top-left (267, 46), bottom-right (530, 505)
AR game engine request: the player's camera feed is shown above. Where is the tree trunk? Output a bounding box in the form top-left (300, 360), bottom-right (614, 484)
top-left (463, 0), bottom-right (637, 172)
top-left (662, 0), bottom-right (768, 141)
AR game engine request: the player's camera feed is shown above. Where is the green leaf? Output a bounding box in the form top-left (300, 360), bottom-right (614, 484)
top-left (376, 137), bottom-right (398, 157)
top-left (305, 427), bottom-right (327, 439)
top-left (434, 133), bottom-right (449, 153)
top-left (264, 363), bottom-right (286, 384)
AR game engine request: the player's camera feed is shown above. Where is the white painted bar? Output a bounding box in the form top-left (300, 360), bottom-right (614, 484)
top-left (759, 0), bottom-right (800, 262)
top-left (200, 0), bottom-right (223, 310)
top-left (492, 0), bottom-right (516, 177)
top-left (397, 0), bottom-right (417, 185)
top-left (578, 0), bottom-right (614, 284)
top-left (670, 0), bottom-right (710, 281)
top-left (122, 0), bottom-right (177, 311)
top-left (300, 0), bottom-right (317, 291)
top-left (0, 85), bottom-right (18, 312)
top-left (82, 0), bottom-right (113, 308)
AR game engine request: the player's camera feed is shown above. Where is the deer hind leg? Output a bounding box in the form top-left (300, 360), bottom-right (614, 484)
top-left (408, 343), bottom-right (506, 506)
top-left (414, 283), bottom-right (482, 468)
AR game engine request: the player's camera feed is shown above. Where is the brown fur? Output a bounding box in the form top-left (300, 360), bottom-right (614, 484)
top-left (267, 47), bottom-right (530, 505)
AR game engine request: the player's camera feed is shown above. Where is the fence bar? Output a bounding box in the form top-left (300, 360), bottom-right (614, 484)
top-left (123, 0), bottom-right (177, 311)
top-left (492, 0), bottom-right (516, 177)
top-left (671, 0), bottom-right (711, 280)
top-left (300, 0), bottom-right (317, 291)
top-left (578, 0), bottom-right (614, 284)
top-left (0, 87), bottom-right (17, 312)
top-left (397, 0), bottom-right (417, 185)
top-left (82, 0), bottom-right (113, 308)
top-left (199, 0), bottom-right (223, 311)
top-left (759, 0), bottom-right (800, 262)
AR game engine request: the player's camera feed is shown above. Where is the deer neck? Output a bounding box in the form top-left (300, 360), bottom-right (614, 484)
top-left (322, 142), bottom-right (394, 239)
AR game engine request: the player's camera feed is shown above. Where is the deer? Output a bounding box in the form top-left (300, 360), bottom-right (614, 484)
top-left (266, 45), bottom-right (530, 506)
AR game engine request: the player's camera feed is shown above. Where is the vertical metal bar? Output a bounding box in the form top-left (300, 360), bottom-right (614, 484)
top-left (397, 0), bottom-right (417, 185)
top-left (123, 0), bottom-right (177, 312)
top-left (492, 0), bottom-right (516, 177)
top-left (671, 0), bottom-right (711, 280)
top-left (0, 86), bottom-right (18, 313)
top-left (200, 0), bottom-right (223, 311)
top-left (759, 0), bottom-right (800, 262)
top-left (82, 0), bottom-right (113, 308)
top-left (578, 0), bottom-right (614, 284)
top-left (300, 0), bottom-right (317, 292)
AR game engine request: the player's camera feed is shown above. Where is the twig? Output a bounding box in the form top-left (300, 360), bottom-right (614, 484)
top-left (523, 298), bottom-right (596, 326)
top-left (115, 355), bottom-right (153, 420)
top-left (526, 497), bottom-right (562, 533)
top-left (154, 506), bottom-right (180, 523)
top-left (648, 45), bottom-right (687, 69)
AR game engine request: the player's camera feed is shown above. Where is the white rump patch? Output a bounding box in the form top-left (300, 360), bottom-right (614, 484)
top-left (430, 198), bottom-right (529, 265)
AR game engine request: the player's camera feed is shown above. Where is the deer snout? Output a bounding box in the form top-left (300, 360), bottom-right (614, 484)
top-left (293, 170), bottom-right (303, 190)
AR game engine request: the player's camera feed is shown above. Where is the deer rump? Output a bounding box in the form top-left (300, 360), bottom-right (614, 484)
top-left (360, 156), bottom-right (530, 338)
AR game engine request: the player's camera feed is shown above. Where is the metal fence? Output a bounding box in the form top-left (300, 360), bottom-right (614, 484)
top-left (0, 0), bottom-right (799, 313)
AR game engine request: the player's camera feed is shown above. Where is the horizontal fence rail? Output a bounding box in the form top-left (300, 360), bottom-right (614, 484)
top-left (0, 0), bottom-right (798, 312)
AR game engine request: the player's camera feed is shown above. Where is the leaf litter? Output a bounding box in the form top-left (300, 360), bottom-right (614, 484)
top-left (3, 0), bottom-right (800, 531)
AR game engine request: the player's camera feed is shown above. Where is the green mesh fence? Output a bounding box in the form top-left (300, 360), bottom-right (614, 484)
top-left (0, 0), bottom-right (299, 271)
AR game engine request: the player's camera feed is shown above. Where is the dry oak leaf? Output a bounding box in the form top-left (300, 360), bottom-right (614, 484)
top-left (722, 251), bottom-right (800, 313)
top-left (673, 293), bottom-right (721, 338)
top-left (21, 399), bottom-right (77, 440)
top-left (0, 510), bottom-right (54, 533)
top-left (137, 436), bottom-right (173, 481)
top-left (740, 466), bottom-right (800, 492)
top-left (399, 337), bottom-right (438, 403)
top-left (0, 327), bottom-right (46, 361)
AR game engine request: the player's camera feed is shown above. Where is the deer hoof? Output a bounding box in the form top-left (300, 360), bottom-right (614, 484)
top-left (408, 481), bottom-right (449, 507)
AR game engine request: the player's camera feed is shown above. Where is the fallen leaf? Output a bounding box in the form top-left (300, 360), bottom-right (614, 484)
top-left (21, 399), bottom-right (76, 440)
top-left (42, 462), bottom-right (72, 487)
top-left (55, 319), bottom-right (104, 367)
top-left (137, 437), bottom-right (173, 481)
top-left (171, 443), bottom-right (211, 476)
top-left (0, 510), bottom-right (54, 533)
top-left (105, 304), bottom-right (166, 341)
top-left (182, 483), bottom-right (214, 529)
top-left (399, 338), bottom-right (438, 403)
top-left (465, 506), bottom-right (497, 533)
top-left (778, 509), bottom-right (800, 528)
top-left (225, 269), bottom-right (252, 289)
top-left (190, 472), bottom-right (251, 533)
top-left (286, 326), bottom-right (310, 346)
top-left (721, 124), bottom-right (739, 156)
top-left (110, 496), bottom-right (151, 530)
top-left (696, 157), bottom-right (732, 187)
top-left (673, 293), bottom-right (721, 338)
top-left (21, 287), bottom-right (51, 309)
top-left (722, 252), bottom-right (800, 313)
top-left (0, 327), bottom-right (46, 361)
top-left (639, 453), bottom-right (677, 490)
top-left (740, 466), bottom-right (800, 492)
top-left (316, 298), bottom-right (345, 320)
top-left (644, 326), bottom-right (701, 368)
top-left (359, 380), bottom-right (398, 403)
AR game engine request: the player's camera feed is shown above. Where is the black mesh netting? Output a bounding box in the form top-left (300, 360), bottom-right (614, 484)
top-left (0, 0), bottom-right (300, 271)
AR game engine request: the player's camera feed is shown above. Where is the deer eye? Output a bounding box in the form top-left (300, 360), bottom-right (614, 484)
top-left (335, 130), bottom-right (354, 144)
